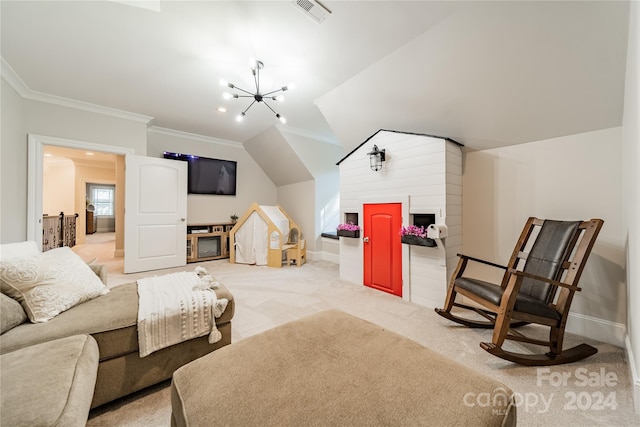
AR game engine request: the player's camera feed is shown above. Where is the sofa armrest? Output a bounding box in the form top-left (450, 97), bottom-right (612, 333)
top-left (89, 264), bottom-right (108, 286)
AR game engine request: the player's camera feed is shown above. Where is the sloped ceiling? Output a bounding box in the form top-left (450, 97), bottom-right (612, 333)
top-left (243, 127), bottom-right (314, 187)
top-left (316, 1), bottom-right (630, 152)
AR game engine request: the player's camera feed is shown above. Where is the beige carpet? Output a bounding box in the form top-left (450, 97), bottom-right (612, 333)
top-left (78, 234), bottom-right (639, 426)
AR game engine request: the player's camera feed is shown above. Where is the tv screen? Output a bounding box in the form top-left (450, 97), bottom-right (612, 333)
top-left (163, 152), bottom-right (237, 195)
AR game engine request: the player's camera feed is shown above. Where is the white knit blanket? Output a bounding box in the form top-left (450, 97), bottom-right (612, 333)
top-left (137, 269), bottom-right (228, 358)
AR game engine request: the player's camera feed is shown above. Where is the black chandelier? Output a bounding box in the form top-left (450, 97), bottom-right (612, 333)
top-left (220, 59), bottom-right (292, 124)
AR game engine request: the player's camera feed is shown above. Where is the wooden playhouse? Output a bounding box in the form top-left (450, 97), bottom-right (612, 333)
top-left (229, 203), bottom-right (305, 268)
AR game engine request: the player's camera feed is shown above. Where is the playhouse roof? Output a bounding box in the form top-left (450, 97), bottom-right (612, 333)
top-left (336, 129), bottom-right (463, 166)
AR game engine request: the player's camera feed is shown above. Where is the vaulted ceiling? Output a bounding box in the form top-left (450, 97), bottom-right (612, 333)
top-left (1, 1), bottom-right (630, 155)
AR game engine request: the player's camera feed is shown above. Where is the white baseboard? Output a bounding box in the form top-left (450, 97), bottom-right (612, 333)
top-left (625, 335), bottom-right (640, 414)
top-left (309, 250), bottom-right (339, 264)
top-left (566, 311), bottom-right (626, 347)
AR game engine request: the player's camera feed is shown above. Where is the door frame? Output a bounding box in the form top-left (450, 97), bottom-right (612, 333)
top-left (363, 202), bottom-right (403, 297)
top-left (358, 194), bottom-right (410, 301)
top-left (27, 134), bottom-right (134, 249)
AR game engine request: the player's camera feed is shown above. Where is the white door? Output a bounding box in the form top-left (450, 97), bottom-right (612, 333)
top-left (124, 154), bottom-right (187, 273)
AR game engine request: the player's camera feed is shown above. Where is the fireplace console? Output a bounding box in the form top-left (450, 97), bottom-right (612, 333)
top-left (186, 223), bottom-right (235, 263)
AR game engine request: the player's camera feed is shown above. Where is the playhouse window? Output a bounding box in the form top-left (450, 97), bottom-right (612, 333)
top-left (345, 212), bottom-right (358, 226)
top-left (413, 213), bottom-right (435, 229)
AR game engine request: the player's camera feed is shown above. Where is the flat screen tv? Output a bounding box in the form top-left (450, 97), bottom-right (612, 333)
top-left (163, 152), bottom-right (237, 195)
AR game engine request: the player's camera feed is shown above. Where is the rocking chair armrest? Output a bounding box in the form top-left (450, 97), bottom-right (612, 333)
top-left (457, 253), bottom-right (507, 270)
top-left (507, 269), bottom-right (582, 292)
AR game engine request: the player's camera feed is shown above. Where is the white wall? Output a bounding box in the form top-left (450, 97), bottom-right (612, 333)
top-left (277, 179), bottom-right (315, 252)
top-left (146, 127), bottom-right (277, 225)
top-left (282, 130), bottom-right (344, 253)
top-left (622, 0), bottom-right (640, 411)
top-left (463, 127), bottom-right (626, 346)
top-left (42, 158), bottom-right (75, 216)
top-left (321, 236), bottom-right (340, 264)
top-left (24, 100), bottom-right (147, 155)
top-left (1, 79), bottom-right (27, 242)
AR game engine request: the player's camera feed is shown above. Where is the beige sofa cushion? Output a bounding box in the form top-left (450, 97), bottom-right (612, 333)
top-left (0, 293), bottom-right (27, 334)
top-left (0, 247), bottom-right (109, 322)
top-left (0, 281), bottom-right (235, 359)
top-left (0, 334), bottom-right (99, 427)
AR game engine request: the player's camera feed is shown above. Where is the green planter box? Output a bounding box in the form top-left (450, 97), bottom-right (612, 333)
top-left (401, 235), bottom-right (436, 247)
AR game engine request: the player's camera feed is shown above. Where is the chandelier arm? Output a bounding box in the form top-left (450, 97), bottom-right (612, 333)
top-left (242, 100), bottom-right (257, 115)
top-left (261, 100), bottom-right (280, 116)
top-left (254, 65), bottom-right (260, 94)
top-left (231, 86), bottom-right (255, 96)
top-left (262, 88), bottom-right (285, 97)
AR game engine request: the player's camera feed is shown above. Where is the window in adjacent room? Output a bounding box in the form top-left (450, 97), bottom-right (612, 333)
top-left (87, 183), bottom-right (115, 216)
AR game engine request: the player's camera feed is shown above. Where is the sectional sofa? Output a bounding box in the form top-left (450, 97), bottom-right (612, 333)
top-left (0, 241), bottom-right (234, 425)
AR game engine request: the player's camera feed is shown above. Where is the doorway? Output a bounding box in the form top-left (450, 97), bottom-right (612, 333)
top-left (363, 203), bottom-right (402, 297)
top-left (28, 134), bottom-right (132, 259)
top-left (42, 146), bottom-right (120, 264)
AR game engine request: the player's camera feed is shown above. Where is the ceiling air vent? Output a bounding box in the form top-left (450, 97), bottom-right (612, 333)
top-left (292, 0), bottom-right (331, 23)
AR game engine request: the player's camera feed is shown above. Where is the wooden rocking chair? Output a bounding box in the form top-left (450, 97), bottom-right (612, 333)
top-left (435, 217), bottom-right (604, 366)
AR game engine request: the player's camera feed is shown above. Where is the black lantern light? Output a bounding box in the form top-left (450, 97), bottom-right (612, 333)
top-left (367, 145), bottom-right (386, 171)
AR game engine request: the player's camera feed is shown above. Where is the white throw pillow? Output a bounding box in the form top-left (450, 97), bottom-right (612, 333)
top-left (0, 247), bottom-right (109, 323)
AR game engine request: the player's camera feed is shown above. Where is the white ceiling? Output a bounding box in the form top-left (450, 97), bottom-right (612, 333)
top-left (1, 1), bottom-right (630, 153)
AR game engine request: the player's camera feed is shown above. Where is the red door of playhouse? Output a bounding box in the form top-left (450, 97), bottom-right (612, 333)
top-left (363, 203), bottom-right (402, 297)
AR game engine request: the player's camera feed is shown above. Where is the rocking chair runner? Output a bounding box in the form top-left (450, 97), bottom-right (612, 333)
top-left (435, 217), bottom-right (604, 366)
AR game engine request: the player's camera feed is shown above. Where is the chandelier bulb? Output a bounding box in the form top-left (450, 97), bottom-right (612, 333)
top-left (219, 79), bottom-right (234, 89)
top-left (236, 112), bottom-right (245, 122)
top-left (223, 92), bottom-right (232, 100)
top-left (276, 114), bottom-right (287, 124)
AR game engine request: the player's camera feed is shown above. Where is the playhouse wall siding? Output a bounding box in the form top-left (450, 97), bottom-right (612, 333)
top-left (338, 131), bottom-right (462, 309)
top-left (445, 142), bottom-right (463, 288)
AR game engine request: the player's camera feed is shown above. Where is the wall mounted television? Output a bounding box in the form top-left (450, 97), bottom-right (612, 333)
top-left (163, 152), bottom-right (237, 196)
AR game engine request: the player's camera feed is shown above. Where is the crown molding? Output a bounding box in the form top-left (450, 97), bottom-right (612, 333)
top-left (1, 57), bottom-right (31, 98)
top-left (147, 126), bottom-right (243, 148)
top-left (1, 57), bottom-right (153, 124)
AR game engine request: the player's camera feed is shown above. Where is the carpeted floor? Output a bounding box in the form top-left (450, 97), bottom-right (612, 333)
top-left (78, 234), bottom-right (639, 426)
